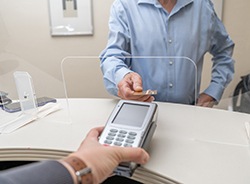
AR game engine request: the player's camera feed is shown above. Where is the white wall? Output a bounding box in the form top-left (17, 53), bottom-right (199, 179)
top-left (0, 0), bottom-right (114, 99)
top-left (0, 0), bottom-right (250, 109)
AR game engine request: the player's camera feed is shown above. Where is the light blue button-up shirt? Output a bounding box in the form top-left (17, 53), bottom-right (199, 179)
top-left (100, 0), bottom-right (235, 104)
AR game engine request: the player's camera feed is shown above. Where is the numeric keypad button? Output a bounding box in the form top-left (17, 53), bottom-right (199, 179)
top-left (114, 142), bottom-right (122, 146)
top-left (106, 136), bottom-right (114, 140)
top-left (110, 129), bottom-right (118, 133)
top-left (129, 132), bottom-right (137, 136)
top-left (124, 143), bottom-right (132, 147)
top-left (104, 140), bottom-right (112, 144)
top-left (119, 130), bottom-right (127, 134)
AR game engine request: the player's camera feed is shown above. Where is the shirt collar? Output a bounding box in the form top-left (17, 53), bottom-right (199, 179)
top-left (174, 0), bottom-right (193, 12)
top-left (138, 0), bottom-right (155, 5)
top-left (138, 0), bottom-right (193, 9)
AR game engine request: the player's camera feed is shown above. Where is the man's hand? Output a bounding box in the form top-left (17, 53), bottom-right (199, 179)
top-left (196, 93), bottom-right (216, 107)
top-left (117, 72), bottom-right (154, 102)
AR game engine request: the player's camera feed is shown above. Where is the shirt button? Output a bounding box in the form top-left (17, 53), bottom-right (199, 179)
top-left (169, 83), bottom-right (173, 88)
top-left (168, 39), bottom-right (172, 43)
top-left (169, 61), bottom-right (173, 65)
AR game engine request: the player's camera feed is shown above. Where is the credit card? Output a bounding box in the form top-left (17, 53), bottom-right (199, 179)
top-left (133, 90), bottom-right (157, 96)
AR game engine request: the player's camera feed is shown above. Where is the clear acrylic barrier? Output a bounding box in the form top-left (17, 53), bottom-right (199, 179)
top-left (0, 59), bottom-right (70, 134)
top-left (61, 56), bottom-right (198, 103)
top-left (61, 56), bottom-right (115, 99)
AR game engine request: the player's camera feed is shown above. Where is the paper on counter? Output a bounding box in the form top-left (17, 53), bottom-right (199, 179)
top-left (0, 103), bottom-right (61, 134)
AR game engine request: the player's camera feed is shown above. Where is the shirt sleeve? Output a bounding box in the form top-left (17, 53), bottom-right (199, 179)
top-left (204, 5), bottom-right (235, 102)
top-left (0, 161), bottom-right (73, 184)
top-left (100, 0), bottom-right (133, 96)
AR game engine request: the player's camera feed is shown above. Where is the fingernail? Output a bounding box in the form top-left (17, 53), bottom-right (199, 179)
top-left (145, 156), bottom-right (149, 162)
top-left (151, 96), bottom-right (155, 101)
top-left (143, 155), bottom-right (149, 163)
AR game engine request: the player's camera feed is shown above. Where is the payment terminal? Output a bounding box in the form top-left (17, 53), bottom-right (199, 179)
top-left (99, 100), bottom-right (158, 177)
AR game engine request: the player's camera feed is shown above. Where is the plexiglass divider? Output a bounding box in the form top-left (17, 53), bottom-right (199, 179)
top-left (0, 55), bottom-right (200, 133)
top-left (61, 56), bottom-right (198, 104)
top-left (60, 56), bottom-right (118, 136)
top-left (61, 56), bottom-right (115, 99)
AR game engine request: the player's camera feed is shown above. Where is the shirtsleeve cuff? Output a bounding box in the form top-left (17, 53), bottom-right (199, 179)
top-left (115, 67), bottom-right (133, 85)
top-left (203, 82), bottom-right (225, 102)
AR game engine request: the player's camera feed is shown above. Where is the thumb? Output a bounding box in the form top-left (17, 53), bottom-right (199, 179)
top-left (131, 73), bottom-right (143, 92)
top-left (116, 147), bottom-right (150, 165)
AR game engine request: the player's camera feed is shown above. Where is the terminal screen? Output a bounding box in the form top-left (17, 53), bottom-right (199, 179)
top-left (112, 103), bottom-right (149, 127)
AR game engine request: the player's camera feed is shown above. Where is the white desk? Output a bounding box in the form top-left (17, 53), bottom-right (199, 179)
top-left (0, 98), bottom-right (250, 184)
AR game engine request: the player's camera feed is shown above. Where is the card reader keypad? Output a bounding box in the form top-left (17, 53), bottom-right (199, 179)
top-left (104, 129), bottom-right (137, 147)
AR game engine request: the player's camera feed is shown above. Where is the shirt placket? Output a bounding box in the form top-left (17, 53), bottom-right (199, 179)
top-left (166, 16), bottom-right (175, 101)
